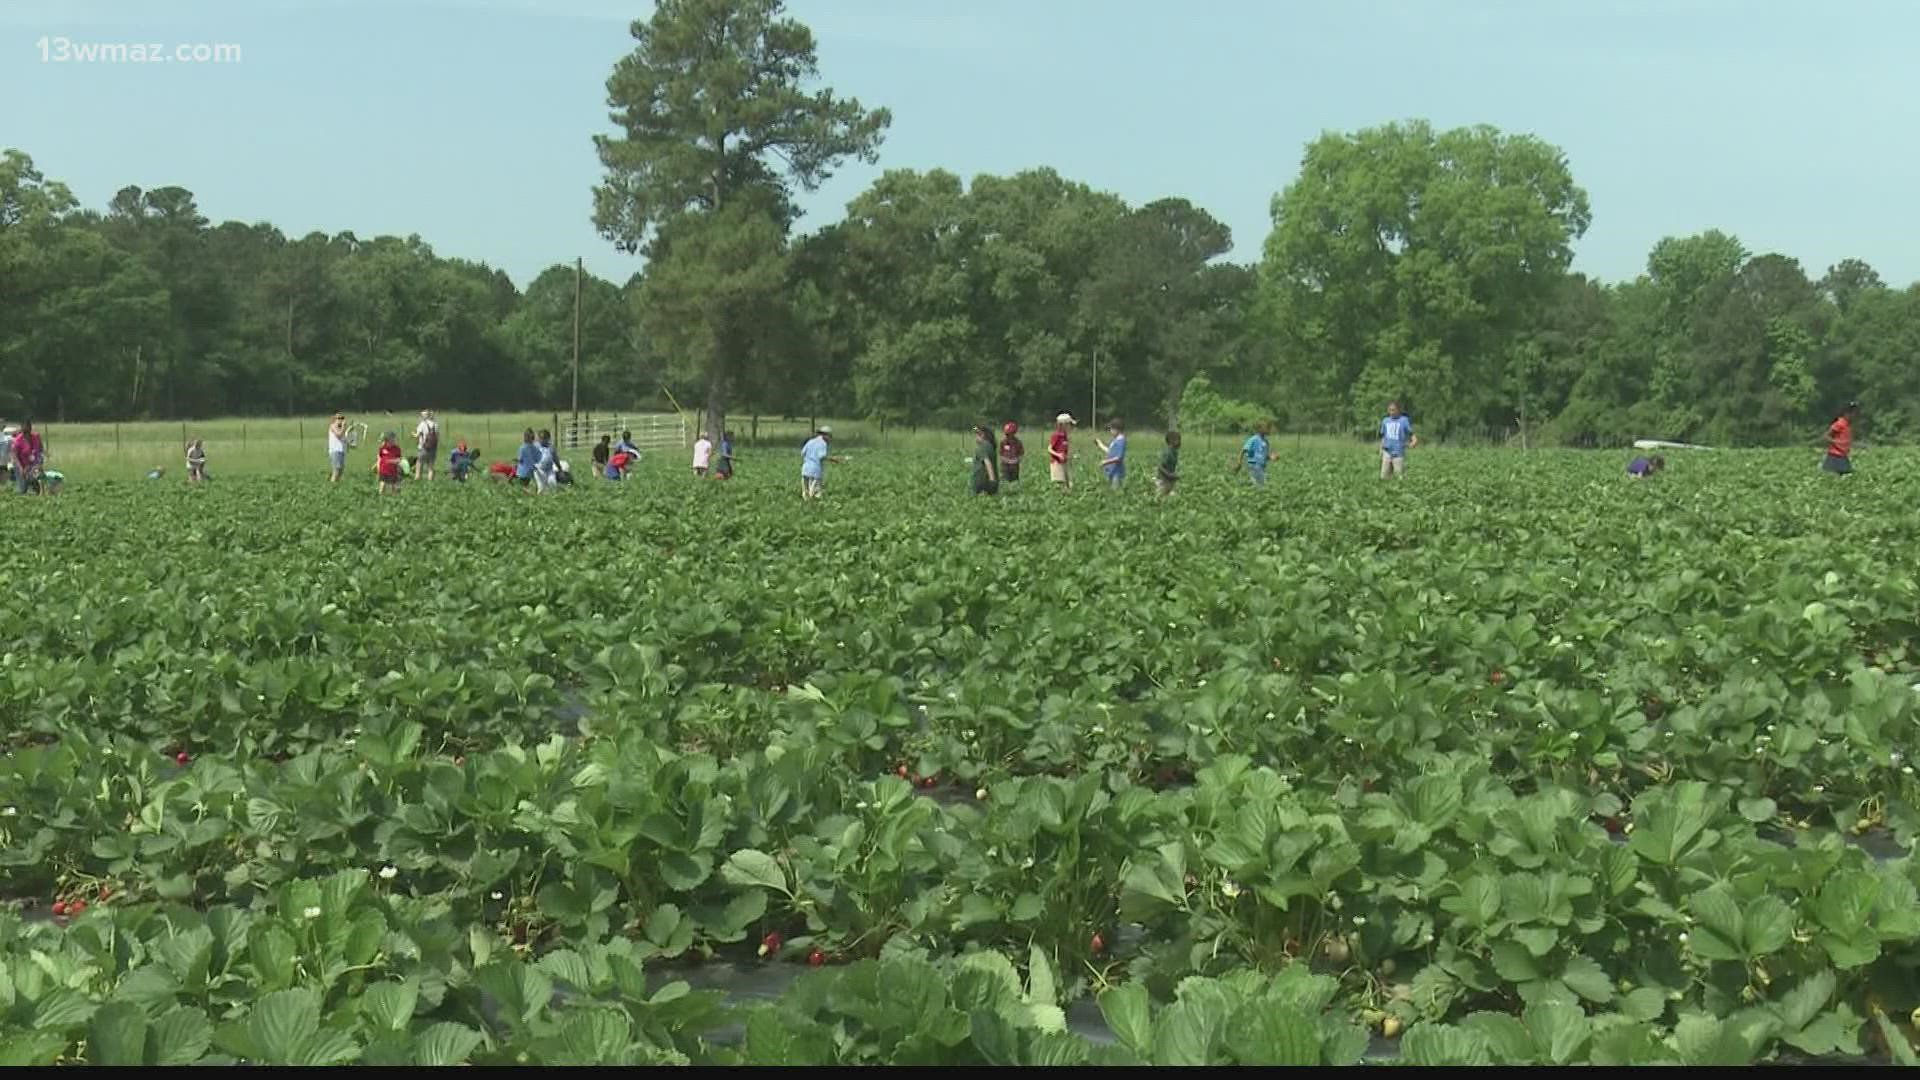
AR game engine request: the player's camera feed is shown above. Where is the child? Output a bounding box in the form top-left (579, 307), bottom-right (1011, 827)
top-left (716, 430), bottom-right (735, 480)
top-left (449, 441), bottom-right (476, 482)
top-left (1095, 418), bottom-right (1127, 490)
top-left (376, 431), bottom-right (403, 495)
top-left (146, 466), bottom-right (168, 481)
top-left (514, 428), bottom-right (538, 490)
top-left (1157, 431), bottom-right (1181, 497)
top-left (534, 429), bottom-right (558, 493)
top-left (999, 422), bottom-right (1024, 484)
top-left (1380, 401), bottom-right (1416, 480)
top-left (970, 425), bottom-right (1000, 496)
top-left (185, 439), bottom-right (208, 483)
top-left (591, 435), bottom-right (611, 476)
top-left (693, 430), bottom-right (713, 478)
top-left (1627, 454), bottom-right (1665, 478)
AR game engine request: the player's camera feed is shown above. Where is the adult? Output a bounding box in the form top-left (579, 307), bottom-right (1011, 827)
top-left (327, 413), bottom-right (351, 483)
top-left (12, 421), bottom-right (44, 495)
top-left (1, 424), bottom-right (17, 489)
top-left (1380, 401), bottom-right (1417, 480)
top-left (1627, 454), bottom-right (1665, 479)
top-left (415, 410), bottom-right (440, 481)
top-left (800, 425), bottom-right (844, 500)
top-left (1824, 402), bottom-right (1859, 475)
top-left (970, 425), bottom-right (1000, 495)
top-left (999, 422), bottom-right (1024, 484)
top-left (693, 430), bottom-right (713, 478)
top-left (1048, 413), bottom-right (1076, 490)
top-left (1095, 418), bottom-right (1128, 490)
top-left (1237, 422), bottom-right (1271, 486)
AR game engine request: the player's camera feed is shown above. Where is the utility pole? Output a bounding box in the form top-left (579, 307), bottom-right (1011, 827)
top-left (571, 257), bottom-right (582, 436)
top-left (1091, 345), bottom-right (1100, 427)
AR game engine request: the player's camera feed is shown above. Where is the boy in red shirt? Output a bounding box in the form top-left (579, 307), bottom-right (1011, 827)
top-left (1824, 402), bottom-right (1858, 475)
top-left (999, 422), bottom-right (1024, 485)
top-left (1048, 413), bottom-right (1076, 490)
top-left (376, 431), bottom-right (403, 494)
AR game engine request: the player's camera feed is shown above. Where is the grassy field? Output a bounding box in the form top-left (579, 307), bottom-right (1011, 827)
top-left (26, 411), bottom-right (1502, 481)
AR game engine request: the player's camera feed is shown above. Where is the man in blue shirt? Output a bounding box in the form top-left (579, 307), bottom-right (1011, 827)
top-left (1237, 422), bottom-right (1272, 486)
top-left (800, 425), bottom-right (843, 499)
top-left (1380, 402), bottom-right (1416, 480)
top-left (1095, 418), bottom-right (1128, 489)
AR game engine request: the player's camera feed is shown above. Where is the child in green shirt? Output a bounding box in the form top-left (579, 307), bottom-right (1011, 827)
top-left (1156, 431), bottom-right (1180, 497)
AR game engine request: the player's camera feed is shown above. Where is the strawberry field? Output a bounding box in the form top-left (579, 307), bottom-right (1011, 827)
top-left (3, 448), bottom-right (1919, 1065)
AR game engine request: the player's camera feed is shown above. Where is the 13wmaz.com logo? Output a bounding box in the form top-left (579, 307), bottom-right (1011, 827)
top-left (37, 37), bottom-right (243, 64)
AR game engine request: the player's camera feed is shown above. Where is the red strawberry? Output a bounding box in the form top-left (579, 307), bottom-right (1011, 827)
top-left (97, 886), bottom-right (112, 902)
top-left (1090, 932), bottom-right (1106, 955)
top-left (895, 764), bottom-right (909, 778)
top-left (68, 900), bottom-right (86, 916)
top-left (1603, 817), bottom-right (1624, 835)
top-left (918, 775), bottom-right (937, 789)
top-left (175, 752), bottom-right (191, 765)
top-left (807, 948), bottom-right (826, 968)
top-left (758, 931), bottom-right (783, 958)
top-left (1489, 669), bottom-right (1507, 687)
top-left (51, 901), bottom-right (67, 917)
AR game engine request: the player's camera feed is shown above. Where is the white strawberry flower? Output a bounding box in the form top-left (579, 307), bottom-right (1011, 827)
top-left (378, 866), bottom-right (398, 880)
top-left (490, 891), bottom-right (504, 901)
top-left (302, 906), bottom-right (322, 920)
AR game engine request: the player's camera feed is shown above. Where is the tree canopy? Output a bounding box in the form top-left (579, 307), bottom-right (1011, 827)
top-left (5, 7), bottom-right (1920, 446)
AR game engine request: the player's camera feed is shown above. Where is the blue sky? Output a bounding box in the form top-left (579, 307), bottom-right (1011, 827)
top-left (5, 0), bottom-right (1916, 289)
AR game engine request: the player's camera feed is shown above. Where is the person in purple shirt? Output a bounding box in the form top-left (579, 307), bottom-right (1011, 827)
top-left (1627, 455), bottom-right (1665, 478)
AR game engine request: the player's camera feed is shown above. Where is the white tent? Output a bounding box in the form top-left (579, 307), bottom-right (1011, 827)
top-left (1632, 439), bottom-right (1713, 451)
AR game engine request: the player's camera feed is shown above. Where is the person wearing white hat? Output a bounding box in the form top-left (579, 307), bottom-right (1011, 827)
top-left (800, 424), bottom-right (844, 499)
top-left (1, 424), bottom-right (17, 489)
top-left (1048, 413), bottom-right (1077, 489)
top-left (415, 409), bottom-right (440, 481)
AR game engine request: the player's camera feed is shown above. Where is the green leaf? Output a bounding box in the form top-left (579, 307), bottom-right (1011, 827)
top-left (1522, 1001), bottom-right (1589, 1065)
top-left (32, 989), bottom-right (97, 1031)
top-left (360, 980), bottom-right (419, 1032)
top-left (247, 988), bottom-right (321, 1065)
top-left (1875, 1011), bottom-right (1919, 1066)
top-left (249, 927), bottom-right (298, 991)
top-left (1026, 943), bottom-right (1057, 1008)
top-left (150, 1006), bottom-right (212, 1066)
top-left (1620, 987), bottom-right (1667, 1023)
top-left (86, 1002), bottom-right (149, 1065)
top-left (558, 1008), bottom-right (631, 1063)
top-left (1490, 941), bottom-right (1542, 983)
top-left (1148, 999), bottom-right (1219, 1066)
top-left (1688, 886), bottom-right (1745, 961)
top-left (1223, 1002), bottom-right (1320, 1066)
top-left (0, 1032), bottom-right (68, 1066)
top-left (1737, 797), bottom-right (1777, 823)
top-left (291, 1030), bottom-right (360, 1066)
top-left (1461, 1012), bottom-right (1533, 1063)
top-left (1400, 1024), bottom-right (1494, 1066)
top-left (743, 1009), bottom-right (832, 1066)
top-left (1558, 955), bottom-right (1614, 1004)
top-left (1097, 984), bottom-right (1152, 1058)
top-left (413, 1023), bottom-right (484, 1066)
top-left (720, 849), bottom-right (789, 894)
top-left (1742, 896), bottom-right (1793, 958)
top-left (1628, 781), bottom-right (1720, 866)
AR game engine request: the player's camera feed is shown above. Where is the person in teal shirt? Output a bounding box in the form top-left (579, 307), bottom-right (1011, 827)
top-left (1237, 422), bottom-right (1271, 486)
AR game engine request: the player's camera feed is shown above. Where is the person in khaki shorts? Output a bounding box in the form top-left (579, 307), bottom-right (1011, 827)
top-left (1379, 401), bottom-right (1417, 479)
top-left (1048, 413), bottom-right (1076, 488)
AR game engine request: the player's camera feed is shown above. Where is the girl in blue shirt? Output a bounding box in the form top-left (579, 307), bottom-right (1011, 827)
top-left (1096, 418), bottom-right (1128, 489)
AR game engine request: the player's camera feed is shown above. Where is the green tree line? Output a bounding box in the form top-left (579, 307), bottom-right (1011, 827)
top-left (6, 0), bottom-right (1918, 445)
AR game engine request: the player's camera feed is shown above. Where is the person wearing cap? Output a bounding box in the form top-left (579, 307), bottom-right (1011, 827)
top-left (800, 425), bottom-right (844, 499)
top-left (415, 409), bottom-right (440, 481)
top-left (998, 422), bottom-right (1024, 485)
top-left (327, 412), bottom-right (351, 483)
top-left (1048, 414), bottom-right (1076, 489)
top-left (1824, 402), bottom-right (1859, 474)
